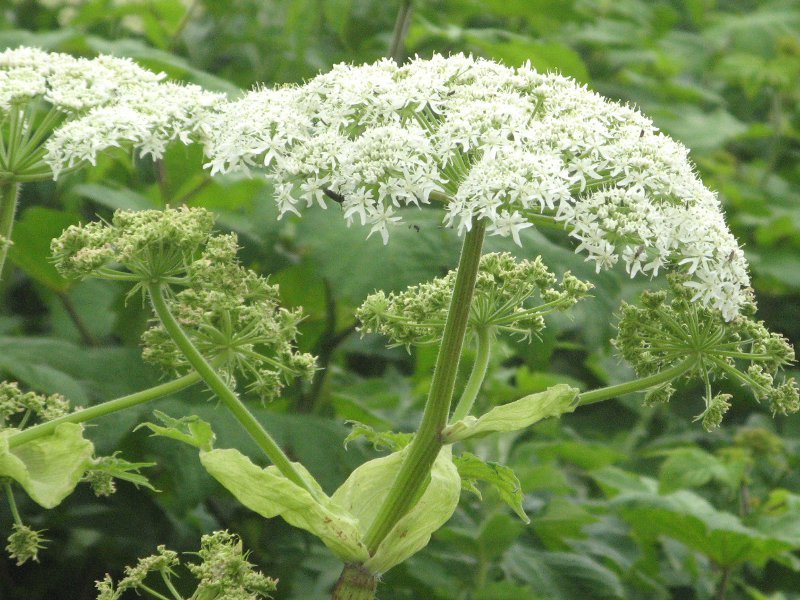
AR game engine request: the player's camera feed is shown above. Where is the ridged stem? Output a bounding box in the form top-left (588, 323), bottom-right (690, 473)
top-left (362, 218), bottom-right (486, 553)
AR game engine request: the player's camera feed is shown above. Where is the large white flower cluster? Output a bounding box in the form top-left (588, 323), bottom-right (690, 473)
top-left (200, 54), bottom-right (749, 319)
top-left (0, 46), bottom-right (224, 178)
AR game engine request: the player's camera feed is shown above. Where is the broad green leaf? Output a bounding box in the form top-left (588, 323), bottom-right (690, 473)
top-left (468, 35), bottom-right (589, 83)
top-left (9, 207), bottom-right (80, 292)
top-left (656, 447), bottom-right (735, 494)
top-left (753, 489), bottom-right (800, 547)
top-left (0, 424), bottom-right (93, 508)
top-left (454, 451), bottom-right (528, 523)
top-left (442, 384), bottom-right (578, 443)
top-left (477, 512), bottom-right (526, 562)
top-left (653, 105), bottom-right (747, 153)
top-left (531, 498), bottom-right (597, 550)
top-left (590, 466), bottom-right (658, 497)
top-left (294, 205), bottom-right (461, 304)
top-left (73, 182), bottom-right (157, 211)
top-left (200, 447), bottom-right (369, 564)
top-left (533, 440), bottom-right (626, 470)
top-left (613, 490), bottom-right (793, 567)
top-left (333, 445), bottom-right (461, 574)
top-left (85, 36), bottom-right (240, 94)
top-left (504, 546), bottom-right (625, 599)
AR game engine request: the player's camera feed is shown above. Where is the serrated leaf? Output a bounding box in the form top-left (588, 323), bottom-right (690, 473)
top-left (0, 424), bottom-right (94, 508)
top-left (531, 497), bottom-right (597, 550)
top-left (89, 453), bottom-right (157, 491)
top-left (443, 384), bottom-right (578, 443)
top-left (138, 411), bottom-right (215, 452)
top-left (613, 490), bottom-right (794, 567)
top-left (504, 546), bottom-right (625, 599)
top-left (656, 447), bottom-right (735, 494)
top-left (454, 451), bottom-right (528, 523)
top-left (343, 420), bottom-right (413, 452)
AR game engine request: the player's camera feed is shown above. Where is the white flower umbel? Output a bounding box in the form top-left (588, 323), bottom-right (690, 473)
top-left (0, 46), bottom-right (224, 181)
top-left (200, 54), bottom-right (750, 319)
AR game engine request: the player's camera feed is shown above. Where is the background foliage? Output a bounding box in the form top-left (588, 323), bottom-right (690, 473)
top-left (1, 1), bottom-right (799, 598)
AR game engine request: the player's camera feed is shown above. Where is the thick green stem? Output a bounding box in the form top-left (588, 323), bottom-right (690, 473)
top-left (331, 563), bottom-right (378, 600)
top-left (8, 371), bottom-right (203, 449)
top-left (146, 282), bottom-right (321, 500)
top-left (450, 326), bottom-right (491, 422)
top-left (577, 358), bottom-right (696, 406)
top-left (0, 180), bottom-right (20, 279)
top-left (362, 218), bottom-right (486, 553)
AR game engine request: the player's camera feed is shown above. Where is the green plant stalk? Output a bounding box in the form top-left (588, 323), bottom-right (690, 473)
top-left (8, 371), bottom-right (203, 449)
top-left (450, 326), bottom-right (491, 422)
top-left (577, 358), bottom-right (696, 406)
top-left (4, 481), bottom-right (22, 525)
top-left (147, 282), bottom-right (321, 500)
top-left (362, 218), bottom-right (486, 553)
top-left (0, 180), bottom-right (20, 279)
top-left (332, 563), bottom-right (378, 600)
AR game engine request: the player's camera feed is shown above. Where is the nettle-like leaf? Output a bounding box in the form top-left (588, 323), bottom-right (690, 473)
top-left (613, 489), bottom-right (794, 567)
top-left (443, 384), bottom-right (578, 443)
top-left (0, 423), bottom-right (93, 508)
top-left (454, 451), bottom-right (529, 523)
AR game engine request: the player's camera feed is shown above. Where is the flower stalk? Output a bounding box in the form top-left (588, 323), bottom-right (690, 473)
top-left (146, 281), bottom-right (321, 501)
top-left (577, 358), bottom-right (696, 406)
top-left (362, 218), bottom-right (486, 553)
top-left (7, 370), bottom-right (203, 449)
top-left (0, 180), bottom-right (20, 279)
top-left (450, 326), bottom-right (492, 422)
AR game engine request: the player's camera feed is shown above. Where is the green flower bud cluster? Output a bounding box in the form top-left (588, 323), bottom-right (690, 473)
top-left (614, 275), bottom-right (798, 430)
top-left (357, 252), bottom-right (591, 348)
top-left (95, 531), bottom-right (276, 600)
top-left (140, 233), bottom-right (316, 402)
top-left (52, 207), bottom-right (316, 402)
top-left (95, 545), bottom-right (180, 600)
top-left (188, 531), bottom-right (278, 600)
top-left (5, 523), bottom-right (47, 566)
top-left (0, 380), bottom-right (70, 430)
top-left (51, 206), bottom-right (216, 291)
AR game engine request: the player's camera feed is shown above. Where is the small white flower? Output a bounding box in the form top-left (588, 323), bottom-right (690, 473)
top-left (198, 54), bottom-right (750, 318)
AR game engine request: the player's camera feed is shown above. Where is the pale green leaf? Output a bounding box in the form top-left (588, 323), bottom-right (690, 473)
top-left (332, 445), bottom-right (461, 574)
top-left (0, 424), bottom-right (94, 508)
top-left (442, 384), bottom-right (578, 443)
top-left (200, 448), bottom-right (369, 564)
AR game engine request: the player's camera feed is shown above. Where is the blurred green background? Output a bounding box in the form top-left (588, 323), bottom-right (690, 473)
top-left (1, 1), bottom-right (799, 598)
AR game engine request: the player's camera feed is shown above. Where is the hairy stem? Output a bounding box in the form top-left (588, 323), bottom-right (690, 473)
top-left (147, 282), bottom-right (322, 500)
top-left (362, 218), bottom-right (486, 553)
top-left (450, 326), bottom-right (491, 422)
top-left (577, 358), bottom-right (696, 406)
top-left (8, 371), bottom-right (203, 449)
top-left (0, 180), bottom-right (20, 279)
